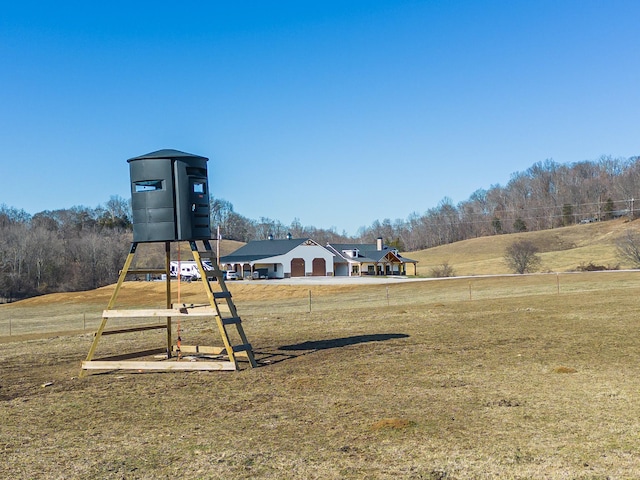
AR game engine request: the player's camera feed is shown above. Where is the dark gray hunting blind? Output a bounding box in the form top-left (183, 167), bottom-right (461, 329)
top-left (128, 149), bottom-right (211, 242)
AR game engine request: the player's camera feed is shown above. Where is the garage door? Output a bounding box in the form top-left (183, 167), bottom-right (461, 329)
top-left (312, 258), bottom-right (326, 276)
top-left (291, 258), bottom-right (305, 277)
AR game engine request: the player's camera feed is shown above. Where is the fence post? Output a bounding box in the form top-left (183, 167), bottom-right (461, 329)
top-left (308, 289), bottom-right (312, 314)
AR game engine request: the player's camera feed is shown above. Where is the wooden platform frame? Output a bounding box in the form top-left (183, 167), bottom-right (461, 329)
top-left (80, 239), bottom-right (257, 376)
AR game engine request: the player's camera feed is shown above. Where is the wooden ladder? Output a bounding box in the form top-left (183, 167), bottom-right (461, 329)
top-left (80, 239), bottom-right (257, 376)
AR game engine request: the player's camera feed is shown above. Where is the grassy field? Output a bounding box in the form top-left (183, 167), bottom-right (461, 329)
top-left (409, 217), bottom-right (640, 276)
top-left (3, 221), bottom-right (640, 478)
top-left (2, 270), bottom-right (640, 478)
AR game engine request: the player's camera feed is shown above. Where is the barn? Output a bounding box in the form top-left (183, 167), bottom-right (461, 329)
top-left (219, 237), bottom-right (335, 279)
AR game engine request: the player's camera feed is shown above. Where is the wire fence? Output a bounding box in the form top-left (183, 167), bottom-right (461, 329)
top-left (2, 271), bottom-right (640, 339)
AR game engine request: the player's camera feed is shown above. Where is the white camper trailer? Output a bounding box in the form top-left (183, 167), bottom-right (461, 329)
top-left (169, 260), bottom-right (214, 281)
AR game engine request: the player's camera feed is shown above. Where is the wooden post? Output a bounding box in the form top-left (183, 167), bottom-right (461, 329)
top-left (165, 241), bottom-right (172, 358)
top-left (216, 225), bottom-right (221, 266)
top-left (81, 243), bottom-right (138, 376)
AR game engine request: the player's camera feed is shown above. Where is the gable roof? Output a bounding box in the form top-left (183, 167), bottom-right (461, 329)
top-left (327, 243), bottom-right (418, 264)
top-left (220, 238), bottom-right (322, 263)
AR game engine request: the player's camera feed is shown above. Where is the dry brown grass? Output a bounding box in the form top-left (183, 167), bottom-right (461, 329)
top-left (4, 221), bottom-right (640, 478)
top-left (409, 218), bottom-right (640, 276)
top-left (3, 271), bottom-right (640, 478)
top-left (370, 418), bottom-right (416, 431)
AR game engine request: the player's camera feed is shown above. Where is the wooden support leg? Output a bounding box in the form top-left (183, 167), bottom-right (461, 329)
top-left (192, 240), bottom-right (258, 368)
top-left (165, 241), bottom-right (172, 358)
top-left (80, 243), bottom-right (138, 377)
top-left (81, 239), bottom-right (257, 376)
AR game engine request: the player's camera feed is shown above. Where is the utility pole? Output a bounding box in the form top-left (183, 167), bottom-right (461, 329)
top-left (216, 225), bottom-right (221, 267)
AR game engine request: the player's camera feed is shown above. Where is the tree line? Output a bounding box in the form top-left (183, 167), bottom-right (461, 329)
top-left (1, 154), bottom-right (639, 301)
top-left (358, 155), bottom-right (640, 251)
top-left (0, 198), bottom-right (132, 302)
top-left (215, 155), bottom-right (640, 252)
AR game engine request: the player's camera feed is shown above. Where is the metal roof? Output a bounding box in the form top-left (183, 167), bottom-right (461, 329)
top-left (328, 243), bottom-right (417, 264)
top-left (221, 239), bottom-right (418, 265)
top-left (220, 238), bottom-right (316, 263)
top-left (127, 149), bottom-right (208, 163)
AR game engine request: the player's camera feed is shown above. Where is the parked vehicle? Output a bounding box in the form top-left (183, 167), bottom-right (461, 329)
top-left (169, 260), bottom-right (214, 281)
top-left (225, 271), bottom-right (238, 280)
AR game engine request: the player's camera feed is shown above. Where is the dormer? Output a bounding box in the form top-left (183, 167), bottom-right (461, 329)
top-left (342, 248), bottom-right (359, 258)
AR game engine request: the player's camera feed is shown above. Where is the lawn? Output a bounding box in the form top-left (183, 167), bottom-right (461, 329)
top-left (2, 272), bottom-right (640, 478)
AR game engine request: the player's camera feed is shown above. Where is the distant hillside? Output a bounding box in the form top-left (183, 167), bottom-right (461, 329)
top-left (407, 218), bottom-right (640, 276)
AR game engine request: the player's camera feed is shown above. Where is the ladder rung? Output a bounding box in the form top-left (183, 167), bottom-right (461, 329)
top-left (214, 292), bottom-right (232, 299)
top-left (102, 323), bottom-right (168, 335)
top-left (123, 269), bottom-right (167, 275)
top-left (196, 251), bottom-right (217, 258)
top-left (232, 343), bottom-right (252, 353)
top-left (221, 317), bottom-right (241, 325)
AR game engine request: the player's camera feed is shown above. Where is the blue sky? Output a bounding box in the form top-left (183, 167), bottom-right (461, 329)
top-left (1, 1), bottom-right (639, 235)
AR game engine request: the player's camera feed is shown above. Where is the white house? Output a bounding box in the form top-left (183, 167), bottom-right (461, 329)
top-left (219, 238), bottom-right (335, 279)
top-left (220, 236), bottom-right (419, 279)
top-left (325, 238), bottom-right (418, 276)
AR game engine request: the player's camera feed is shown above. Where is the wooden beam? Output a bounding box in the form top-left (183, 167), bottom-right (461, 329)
top-left (91, 348), bottom-right (165, 361)
top-left (81, 360), bottom-right (237, 371)
top-left (173, 345), bottom-right (225, 355)
top-left (102, 324), bottom-right (168, 335)
top-left (172, 345), bottom-right (249, 358)
top-left (165, 241), bottom-right (172, 357)
top-left (103, 308), bottom-right (218, 318)
top-left (126, 269), bottom-right (167, 275)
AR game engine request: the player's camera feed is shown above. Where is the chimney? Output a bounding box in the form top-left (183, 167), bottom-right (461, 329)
top-left (376, 237), bottom-right (383, 251)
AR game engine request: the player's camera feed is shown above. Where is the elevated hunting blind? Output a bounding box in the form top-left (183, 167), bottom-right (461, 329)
top-left (81, 149), bottom-right (256, 376)
top-left (128, 149), bottom-right (211, 242)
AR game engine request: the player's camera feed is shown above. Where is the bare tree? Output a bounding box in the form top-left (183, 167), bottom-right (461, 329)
top-left (430, 261), bottom-right (456, 278)
top-left (615, 230), bottom-right (640, 268)
top-left (27, 226), bottom-right (64, 291)
top-left (504, 240), bottom-right (542, 274)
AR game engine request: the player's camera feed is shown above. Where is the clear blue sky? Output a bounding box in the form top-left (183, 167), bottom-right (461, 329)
top-left (1, 1), bottom-right (639, 235)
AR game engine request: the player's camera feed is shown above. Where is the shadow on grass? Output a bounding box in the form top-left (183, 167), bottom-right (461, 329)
top-left (279, 333), bottom-right (410, 351)
top-left (253, 333), bottom-right (409, 367)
